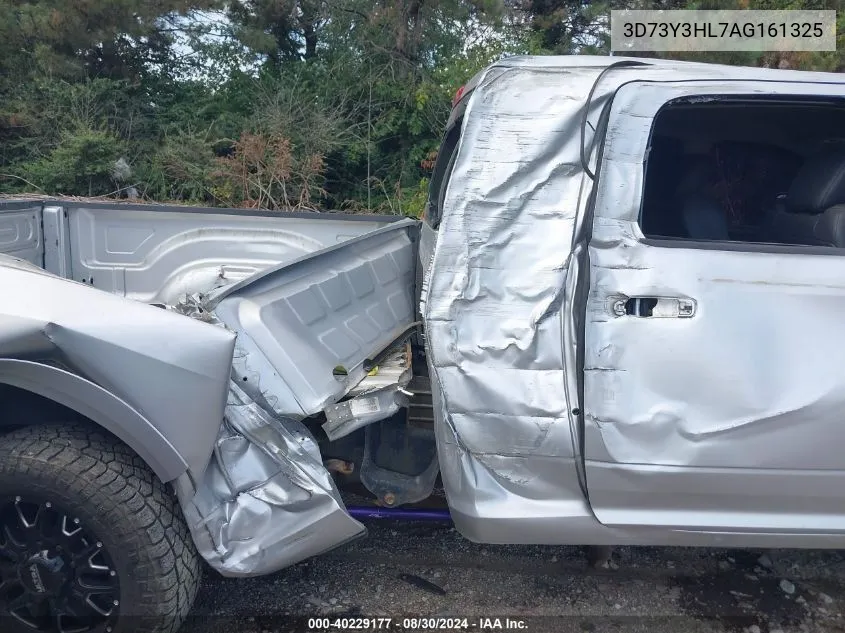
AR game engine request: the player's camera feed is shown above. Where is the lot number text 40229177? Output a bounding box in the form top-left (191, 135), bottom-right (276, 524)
top-left (307, 616), bottom-right (530, 631)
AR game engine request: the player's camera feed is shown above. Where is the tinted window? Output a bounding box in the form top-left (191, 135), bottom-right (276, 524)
top-left (640, 99), bottom-right (845, 247)
top-left (425, 118), bottom-right (462, 229)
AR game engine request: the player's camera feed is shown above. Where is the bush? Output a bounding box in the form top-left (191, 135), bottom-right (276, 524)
top-left (23, 126), bottom-right (125, 196)
top-left (211, 131), bottom-right (327, 210)
top-left (141, 131), bottom-right (218, 203)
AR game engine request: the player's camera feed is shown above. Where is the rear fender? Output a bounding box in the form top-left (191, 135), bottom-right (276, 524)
top-left (0, 359), bottom-right (188, 483)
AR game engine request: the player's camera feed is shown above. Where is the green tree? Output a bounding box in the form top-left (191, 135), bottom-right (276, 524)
top-left (1, 0), bottom-right (841, 209)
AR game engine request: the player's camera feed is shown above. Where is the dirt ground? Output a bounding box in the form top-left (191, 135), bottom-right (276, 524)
top-left (181, 519), bottom-right (845, 633)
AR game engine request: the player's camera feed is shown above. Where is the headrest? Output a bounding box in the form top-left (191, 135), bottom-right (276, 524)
top-left (788, 146), bottom-right (845, 214)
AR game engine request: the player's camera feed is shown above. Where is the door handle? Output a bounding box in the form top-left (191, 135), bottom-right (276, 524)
top-left (612, 296), bottom-right (696, 318)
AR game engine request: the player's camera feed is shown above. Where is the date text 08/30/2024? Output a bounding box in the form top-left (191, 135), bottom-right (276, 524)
top-left (307, 617), bottom-right (529, 631)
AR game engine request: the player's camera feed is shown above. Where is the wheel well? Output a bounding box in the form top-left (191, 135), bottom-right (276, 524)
top-left (0, 383), bottom-right (88, 431)
top-left (0, 360), bottom-right (189, 483)
top-left (0, 383), bottom-right (193, 493)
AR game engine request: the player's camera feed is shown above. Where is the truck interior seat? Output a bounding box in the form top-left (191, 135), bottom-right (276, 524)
top-left (770, 145), bottom-right (845, 247)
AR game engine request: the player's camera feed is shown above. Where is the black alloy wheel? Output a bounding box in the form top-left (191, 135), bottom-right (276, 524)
top-left (0, 423), bottom-right (202, 633)
top-left (0, 496), bottom-right (120, 633)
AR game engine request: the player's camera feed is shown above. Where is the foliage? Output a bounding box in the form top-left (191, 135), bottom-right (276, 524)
top-left (23, 127), bottom-right (125, 196)
top-left (142, 129), bottom-right (218, 202)
top-left (1, 0), bottom-right (842, 211)
top-left (212, 131), bottom-right (327, 209)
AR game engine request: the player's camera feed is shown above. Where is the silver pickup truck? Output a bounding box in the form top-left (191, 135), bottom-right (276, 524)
top-left (3, 55), bottom-right (845, 633)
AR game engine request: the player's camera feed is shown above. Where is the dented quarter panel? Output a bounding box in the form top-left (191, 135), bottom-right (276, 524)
top-left (0, 255), bottom-right (236, 483)
top-left (179, 382), bottom-right (365, 577)
top-left (585, 80), bottom-right (845, 532)
top-left (0, 200), bottom-right (418, 576)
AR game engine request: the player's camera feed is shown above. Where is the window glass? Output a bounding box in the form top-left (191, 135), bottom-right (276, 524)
top-left (640, 99), bottom-right (845, 247)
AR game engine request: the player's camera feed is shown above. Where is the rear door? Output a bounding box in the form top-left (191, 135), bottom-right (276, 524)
top-left (584, 80), bottom-right (845, 533)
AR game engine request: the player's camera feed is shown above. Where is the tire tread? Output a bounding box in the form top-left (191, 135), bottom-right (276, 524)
top-left (0, 422), bottom-right (200, 633)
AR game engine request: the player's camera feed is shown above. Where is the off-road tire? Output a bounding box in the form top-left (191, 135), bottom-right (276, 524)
top-left (0, 422), bottom-right (201, 633)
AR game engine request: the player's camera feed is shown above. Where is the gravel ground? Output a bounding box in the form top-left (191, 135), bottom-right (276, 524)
top-left (181, 520), bottom-right (845, 633)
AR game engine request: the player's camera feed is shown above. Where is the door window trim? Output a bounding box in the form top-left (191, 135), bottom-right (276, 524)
top-left (595, 80), bottom-right (845, 255)
top-left (641, 236), bottom-right (845, 257)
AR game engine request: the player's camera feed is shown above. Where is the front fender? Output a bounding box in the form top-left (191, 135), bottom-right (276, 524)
top-left (0, 359), bottom-right (188, 483)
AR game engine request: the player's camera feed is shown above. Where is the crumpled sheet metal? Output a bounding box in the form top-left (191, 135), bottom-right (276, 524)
top-left (322, 343), bottom-right (412, 441)
top-left (421, 64), bottom-right (609, 538)
top-left (0, 255), bottom-right (236, 480)
top-left (209, 220), bottom-right (418, 420)
top-left (178, 382), bottom-right (365, 577)
top-left (420, 56), bottom-right (845, 544)
top-left (585, 79), bottom-right (845, 473)
top-left (322, 385), bottom-right (408, 442)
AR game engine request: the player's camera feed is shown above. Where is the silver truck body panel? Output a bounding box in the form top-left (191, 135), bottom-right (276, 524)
top-left (0, 255), bottom-right (236, 483)
top-left (421, 62), bottom-right (602, 543)
top-left (422, 55), bottom-right (845, 547)
top-left (210, 220), bottom-right (418, 419)
top-left (0, 202), bottom-right (43, 266)
top-left (0, 199), bottom-right (411, 576)
top-left (176, 222), bottom-right (418, 576)
top-left (0, 358), bottom-right (187, 481)
top-left (179, 382), bottom-right (365, 577)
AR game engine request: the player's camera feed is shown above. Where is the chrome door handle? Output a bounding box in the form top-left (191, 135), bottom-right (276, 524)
top-left (612, 297), bottom-right (696, 318)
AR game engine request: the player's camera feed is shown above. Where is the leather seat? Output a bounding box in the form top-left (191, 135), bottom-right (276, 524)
top-left (769, 146), bottom-right (845, 247)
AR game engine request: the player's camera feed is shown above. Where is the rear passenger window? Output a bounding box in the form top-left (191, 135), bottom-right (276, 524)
top-left (640, 98), bottom-right (845, 248)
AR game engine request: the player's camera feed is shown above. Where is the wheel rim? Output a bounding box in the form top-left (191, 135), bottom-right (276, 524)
top-left (0, 496), bottom-right (120, 633)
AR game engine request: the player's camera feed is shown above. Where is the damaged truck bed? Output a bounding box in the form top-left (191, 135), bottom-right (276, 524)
top-left (0, 200), bottom-right (421, 580)
top-left (176, 220), bottom-right (420, 576)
